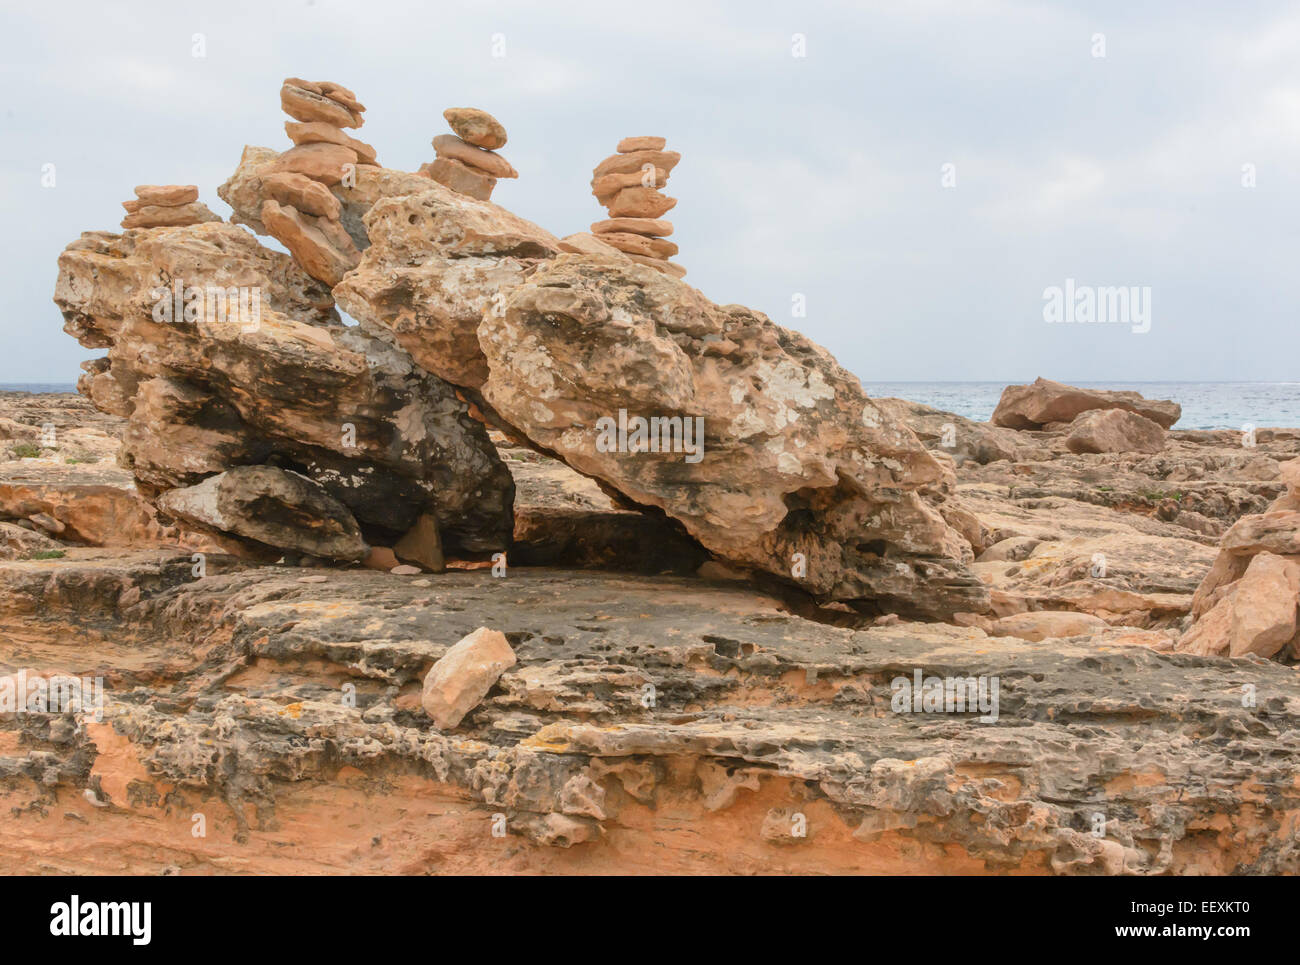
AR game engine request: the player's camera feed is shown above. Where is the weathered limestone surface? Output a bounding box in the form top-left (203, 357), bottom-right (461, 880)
top-left (2, 552), bottom-right (1299, 874)
top-left (52, 223), bottom-right (514, 555)
top-left (477, 255), bottom-right (988, 618)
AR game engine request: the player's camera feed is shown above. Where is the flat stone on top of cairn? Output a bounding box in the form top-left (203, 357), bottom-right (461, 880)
top-left (260, 77), bottom-right (374, 286)
top-left (589, 137), bottom-right (684, 278)
top-left (419, 108), bottom-right (516, 202)
top-left (120, 184), bottom-right (220, 230)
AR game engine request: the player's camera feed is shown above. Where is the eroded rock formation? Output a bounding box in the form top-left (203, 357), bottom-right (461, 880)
top-left (477, 255), bottom-right (987, 618)
top-left (53, 222), bottom-right (513, 557)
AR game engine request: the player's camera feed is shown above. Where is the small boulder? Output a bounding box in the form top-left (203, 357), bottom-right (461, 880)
top-left (421, 627), bottom-right (516, 729)
top-left (1229, 552), bottom-right (1300, 658)
top-left (1065, 408), bottom-right (1167, 454)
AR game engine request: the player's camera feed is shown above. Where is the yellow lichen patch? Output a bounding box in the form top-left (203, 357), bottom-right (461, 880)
top-left (520, 722), bottom-right (574, 753)
top-left (279, 702), bottom-right (304, 719)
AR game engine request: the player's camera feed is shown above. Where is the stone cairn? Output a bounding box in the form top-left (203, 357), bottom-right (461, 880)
top-left (590, 137), bottom-right (684, 278)
top-left (259, 78), bottom-right (378, 286)
top-left (120, 185), bottom-right (219, 230)
top-left (420, 108), bottom-right (517, 201)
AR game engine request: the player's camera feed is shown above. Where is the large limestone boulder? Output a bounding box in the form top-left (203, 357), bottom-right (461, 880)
top-left (477, 255), bottom-right (987, 618)
top-left (335, 186), bottom-right (562, 391)
top-left (1065, 408), bottom-right (1167, 454)
top-left (53, 222), bottom-right (514, 556)
top-left (992, 377), bottom-right (1180, 430)
top-left (157, 465), bottom-right (366, 560)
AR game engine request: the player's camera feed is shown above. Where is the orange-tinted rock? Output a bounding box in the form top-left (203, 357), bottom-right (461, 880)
top-left (133, 184), bottom-right (198, 206)
top-left (993, 377), bottom-right (1181, 430)
top-left (597, 231), bottom-right (678, 259)
top-left (421, 627), bottom-right (516, 729)
top-left (261, 171), bottom-right (342, 221)
top-left (592, 217), bottom-right (673, 237)
top-left (267, 142), bottom-right (360, 186)
top-left (317, 81), bottom-right (365, 114)
top-left (443, 108), bottom-right (507, 150)
top-left (617, 136), bottom-right (666, 153)
top-left (1229, 552), bottom-right (1300, 657)
top-left (120, 201), bottom-right (220, 229)
top-left (421, 157), bottom-right (496, 201)
top-left (592, 169), bottom-right (668, 203)
top-left (261, 199), bottom-right (361, 287)
top-left (593, 149), bottom-right (681, 180)
top-left (431, 134), bottom-right (517, 179)
top-left (394, 512), bottom-right (444, 572)
top-left (1065, 408), bottom-right (1167, 455)
top-left (363, 546), bottom-right (399, 570)
top-left (606, 187), bottom-right (677, 218)
top-left (284, 121), bottom-right (377, 163)
top-left (280, 82), bottom-right (359, 128)
top-left (557, 233), bottom-right (629, 258)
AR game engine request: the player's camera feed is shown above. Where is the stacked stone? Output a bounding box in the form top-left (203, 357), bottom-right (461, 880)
top-left (590, 137), bottom-right (684, 278)
top-left (120, 185), bottom-right (220, 230)
top-left (420, 108), bottom-right (517, 202)
top-left (260, 78), bottom-right (378, 286)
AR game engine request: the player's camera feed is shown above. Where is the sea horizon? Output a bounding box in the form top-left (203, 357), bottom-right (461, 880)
top-left (8, 380), bottom-right (1299, 432)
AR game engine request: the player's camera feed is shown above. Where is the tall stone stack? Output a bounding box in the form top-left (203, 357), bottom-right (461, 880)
top-left (260, 78), bottom-right (378, 286)
top-left (420, 108), bottom-right (517, 202)
top-left (590, 137), bottom-right (684, 278)
top-left (120, 185), bottom-right (219, 229)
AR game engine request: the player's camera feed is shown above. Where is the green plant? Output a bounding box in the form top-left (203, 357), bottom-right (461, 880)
top-left (26, 550), bottom-right (66, 560)
top-left (9, 443), bottom-right (42, 459)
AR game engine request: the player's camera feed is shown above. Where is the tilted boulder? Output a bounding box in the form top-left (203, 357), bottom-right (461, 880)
top-left (335, 186), bottom-right (562, 391)
top-left (157, 465), bottom-right (367, 560)
top-left (992, 377), bottom-right (1181, 430)
top-left (477, 255), bottom-right (987, 618)
top-left (53, 222), bottom-right (514, 557)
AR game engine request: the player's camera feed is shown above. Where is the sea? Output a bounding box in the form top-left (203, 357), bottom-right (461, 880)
top-left (4, 382), bottom-right (1300, 431)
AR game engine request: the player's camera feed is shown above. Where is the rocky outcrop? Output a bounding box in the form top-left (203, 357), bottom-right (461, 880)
top-left (1178, 457), bottom-right (1300, 660)
top-left (53, 222), bottom-right (514, 557)
top-left (992, 377), bottom-right (1181, 430)
top-left (1065, 408), bottom-right (1167, 454)
top-left (477, 255), bottom-right (987, 618)
top-left (589, 136), bottom-right (683, 278)
top-left (334, 185), bottom-right (563, 391)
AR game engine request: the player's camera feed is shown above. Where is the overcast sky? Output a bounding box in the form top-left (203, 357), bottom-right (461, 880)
top-left (2, 0), bottom-right (1297, 384)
